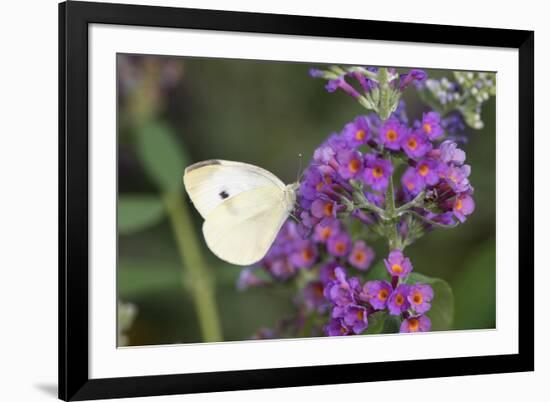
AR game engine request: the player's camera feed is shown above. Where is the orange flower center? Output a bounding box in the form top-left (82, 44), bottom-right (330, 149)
top-left (335, 242), bottom-right (346, 254)
top-left (321, 227), bottom-right (332, 240)
top-left (412, 292), bottom-right (423, 304)
top-left (396, 294), bottom-right (405, 305)
top-left (423, 123), bottom-right (432, 134)
top-left (408, 318), bottom-right (420, 331)
top-left (391, 264), bottom-right (403, 274)
top-left (348, 159), bottom-right (361, 173)
top-left (313, 283), bottom-right (324, 297)
top-left (323, 202), bottom-right (334, 216)
top-left (386, 129), bottom-right (398, 142)
top-left (406, 181), bottom-right (414, 190)
top-left (302, 248), bottom-right (314, 262)
top-left (407, 137), bottom-right (418, 150)
top-left (353, 251), bottom-right (365, 262)
top-left (373, 166), bottom-right (384, 179)
top-left (418, 164), bottom-right (429, 176)
top-left (356, 310), bottom-right (364, 320)
top-left (316, 176), bottom-right (332, 191)
top-left (455, 198), bottom-right (463, 210)
top-left (355, 129), bottom-right (366, 141)
top-left (378, 289), bottom-right (389, 301)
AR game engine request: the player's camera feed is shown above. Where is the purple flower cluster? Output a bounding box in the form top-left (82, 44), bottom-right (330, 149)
top-left (237, 66), bottom-right (478, 339)
top-left (297, 108), bottom-right (474, 239)
top-left (324, 251), bottom-right (433, 335)
top-left (401, 137), bottom-right (475, 223)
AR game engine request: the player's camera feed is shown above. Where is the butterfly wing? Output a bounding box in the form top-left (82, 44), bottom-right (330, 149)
top-left (183, 159), bottom-right (285, 219)
top-left (202, 185), bottom-right (289, 265)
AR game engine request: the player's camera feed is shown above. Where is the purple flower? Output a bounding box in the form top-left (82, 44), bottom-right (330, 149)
top-left (313, 219), bottom-right (340, 243)
top-left (379, 118), bottom-right (406, 150)
top-left (324, 267), bottom-right (360, 306)
top-left (237, 268), bottom-right (267, 291)
top-left (325, 76), bottom-right (362, 99)
top-left (401, 167), bottom-right (424, 196)
top-left (319, 261), bottom-right (342, 284)
top-left (453, 193), bottom-right (475, 223)
top-left (327, 232), bottom-right (352, 257)
top-left (342, 116), bottom-right (371, 147)
top-left (300, 167), bottom-right (333, 202)
top-left (309, 68), bottom-right (325, 78)
top-left (311, 198), bottom-right (337, 219)
top-left (415, 158), bottom-right (440, 187)
top-left (364, 154), bottom-right (394, 191)
top-left (361, 280), bottom-right (392, 310)
top-left (400, 315), bottom-right (431, 333)
top-left (352, 69), bottom-right (377, 93)
top-left (425, 210), bottom-right (456, 226)
top-left (313, 133), bottom-right (347, 164)
top-left (348, 240), bottom-right (375, 270)
top-left (388, 284), bottom-right (411, 315)
top-left (399, 69), bottom-right (427, 90)
top-left (384, 250), bottom-right (413, 279)
top-left (407, 284), bottom-right (434, 314)
top-left (266, 259), bottom-right (296, 280)
top-left (401, 130), bottom-right (432, 159)
top-left (420, 111), bottom-right (444, 140)
top-left (444, 164), bottom-right (472, 193)
top-left (297, 210), bottom-right (318, 235)
top-left (438, 140), bottom-right (466, 165)
top-left (325, 318), bottom-right (350, 336)
top-left (336, 149), bottom-right (364, 179)
top-left (343, 304), bottom-right (369, 334)
top-left (289, 239), bottom-right (318, 268)
top-left (303, 281), bottom-right (328, 312)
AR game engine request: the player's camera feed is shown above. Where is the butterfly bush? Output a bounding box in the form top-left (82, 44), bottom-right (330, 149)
top-left (239, 66), bottom-right (493, 338)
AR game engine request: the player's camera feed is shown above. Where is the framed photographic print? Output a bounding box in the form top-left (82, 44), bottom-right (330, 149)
top-left (59, 1), bottom-right (534, 400)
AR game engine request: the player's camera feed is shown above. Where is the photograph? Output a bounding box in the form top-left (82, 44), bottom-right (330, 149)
top-left (116, 54), bottom-right (497, 346)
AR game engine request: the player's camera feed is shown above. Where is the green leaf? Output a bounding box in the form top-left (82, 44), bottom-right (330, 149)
top-left (364, 311), bottom-right (387, 334)
top-left (135, 121), bottom-right (189, 192)
top-left (406, 272), bottom-right (454, 331)
top-left (118, 195), bottom-right (165, 235)
top-left (382, 315), bottom-right (401, 333)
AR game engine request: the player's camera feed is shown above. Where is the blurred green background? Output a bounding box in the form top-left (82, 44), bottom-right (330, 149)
top-left (117, 54), bottom-right (496, 346)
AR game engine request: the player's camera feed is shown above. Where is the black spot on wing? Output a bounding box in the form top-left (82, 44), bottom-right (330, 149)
top-left (219, 190), bottom-right (229, 199)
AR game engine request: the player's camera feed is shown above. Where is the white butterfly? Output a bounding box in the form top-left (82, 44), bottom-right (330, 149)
top-left (183, 159), bottom-right (299, 266)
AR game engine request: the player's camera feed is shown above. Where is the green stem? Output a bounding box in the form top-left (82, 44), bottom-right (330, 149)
top-left (385, 166), bottom-right (401, 250)
top-left (395, 191), bottom-right (425, 214)
top-left (163, 192), bottom-right (223, 342)
top-left (403, 210), bottom-right (459, 229)
top-left (352, 193), bottom-right (387, 217)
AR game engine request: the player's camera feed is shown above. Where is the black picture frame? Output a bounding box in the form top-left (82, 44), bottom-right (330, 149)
top-left (59, 1), bottom-right (534, 400)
